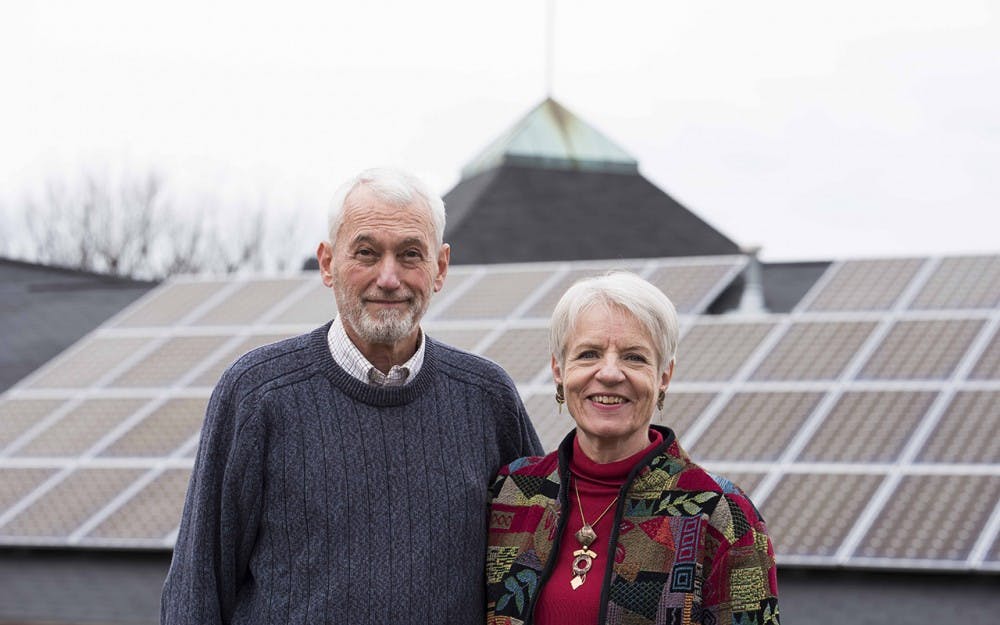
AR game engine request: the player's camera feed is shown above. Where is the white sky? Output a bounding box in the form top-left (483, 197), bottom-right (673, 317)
top-left (2, 0), bottom-right (998, 263)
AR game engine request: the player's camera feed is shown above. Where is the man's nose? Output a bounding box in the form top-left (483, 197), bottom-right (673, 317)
top-left (375, 257), bottom-right (402, 290)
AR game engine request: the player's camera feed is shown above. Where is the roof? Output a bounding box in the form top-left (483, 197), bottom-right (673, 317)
top-left (443, 98), bottom-right (740, 265)
top-left (460, 97), bottom-right (638, 179)
top-left (0, 258), bottom-right (155, 392)
top-left (443, 164), bottom-right (741, 264)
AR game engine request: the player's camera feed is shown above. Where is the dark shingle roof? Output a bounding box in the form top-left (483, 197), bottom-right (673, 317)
top-left (443, 165), bottom-right (740, 265)
top-left (442, 98), bottom-right (740, 265)
top-left (0, 258), bottom-right (155, 391)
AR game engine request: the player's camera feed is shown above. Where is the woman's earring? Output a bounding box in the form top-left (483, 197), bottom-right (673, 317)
top-left (555, 384), bottom-right (565, 414)
top-left (657, 390), bottom-right (665, 412)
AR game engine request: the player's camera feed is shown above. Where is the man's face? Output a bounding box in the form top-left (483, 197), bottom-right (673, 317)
top-left (318, 186), bottom-right (449, 349)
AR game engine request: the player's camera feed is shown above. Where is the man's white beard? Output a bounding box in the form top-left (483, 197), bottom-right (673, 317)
top-left (336, 284), bottom-right (425, 345)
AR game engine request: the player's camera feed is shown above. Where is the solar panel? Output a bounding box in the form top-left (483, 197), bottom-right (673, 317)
top-left (267, 281), bottom-right (338, 326)
top-left (523, 264), bottom-right (644, 319)
top-left (916, 391), bottom-right (1000, 464)
top-left (85, 469), bottom-right (191, 543)
top-left (0, 469), bottom-right (57, 511)
top-left (190, 279), bottom-right (305, 326)
top-left (803, 258), bottom-right (924, 311)
top-left (12, 399), bottom-right (146, 457)
top-left (0, 469), bottom-right (144, 540)
top-left (859, 319), bottom-right (984, 380)
top-left (761, 473), bottom-right (885, 557)
top-left (673, 322), bottom-right (776, 382)
top-left (909, 255), bottom-right (1000, 310)
top-left (750, 321), bottom-right (877, 381)
top-left (645, 262), bottom-right (743, 314)
top-left (480, 328), bottom-right (551, 383)
top-left (424, 269), bottom-right (476, 319)
top-left (188, 334), bottom-right (297, 388)
top-left (857, 474), bottom-right (1000, 561)
top-left (434, 269), bottom-right (552, 320)
top-left (99, 398), bottom-right (208, 457)
top-left (989, 534), bottom-right (1000, 565)
top-left (0, 400), bottom-right (63, 450)
top-left (522, 391), bottom-right (570, 451)
top-left (107, 336), bottom-right (230, 388)
top-left (653, 392), bottom-right (717, 438)
top-left (24, 337), bottom-right (149, 389)
top-left (797, 391), bottom-right (936, 463)
top-left (969, 328), bottom-right (1000, 380)
top-left (423, 327), bottom-right (490, 352)
top-left (110, 280), bottom-right (228, 327)
top-left (0, 252), bottom-right (996, 573)
top-left (692, 392), bottom-right (824, 462)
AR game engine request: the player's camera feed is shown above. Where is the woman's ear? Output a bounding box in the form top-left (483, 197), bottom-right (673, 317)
top-left (660, 360), bottom-right (674, 392)
top-left (551, 355), bottom-right (563, 385)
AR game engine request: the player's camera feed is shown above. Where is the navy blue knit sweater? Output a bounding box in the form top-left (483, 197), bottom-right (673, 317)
top-left (161, 323), bottom-right (543, 625)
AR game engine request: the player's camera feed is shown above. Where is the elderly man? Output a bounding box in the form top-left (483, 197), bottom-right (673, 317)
top-left (161, 168), bottom-right (542, 625)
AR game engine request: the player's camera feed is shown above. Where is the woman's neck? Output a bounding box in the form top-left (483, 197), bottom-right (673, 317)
top-left (574, 428), bottom-right (656, 464)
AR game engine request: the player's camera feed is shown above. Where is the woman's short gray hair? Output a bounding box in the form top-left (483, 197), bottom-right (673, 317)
top-left (327, 167), bottom-right (446, 247)
top-left (550, 271), bottom-right (679, 374)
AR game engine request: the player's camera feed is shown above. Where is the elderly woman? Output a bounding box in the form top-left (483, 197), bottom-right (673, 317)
top-left (486, 272), bottom-right (778, 625)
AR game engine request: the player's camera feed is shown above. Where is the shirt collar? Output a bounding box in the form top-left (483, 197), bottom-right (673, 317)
top-left (327, 316), bottom-right (425, 387)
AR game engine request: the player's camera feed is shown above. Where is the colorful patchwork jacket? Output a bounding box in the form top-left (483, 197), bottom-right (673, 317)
top-left (486, 426), bottom-right (779, 625)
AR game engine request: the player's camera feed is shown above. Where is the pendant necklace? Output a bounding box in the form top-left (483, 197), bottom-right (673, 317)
top-left (570, 476), bottom-right (619, 590)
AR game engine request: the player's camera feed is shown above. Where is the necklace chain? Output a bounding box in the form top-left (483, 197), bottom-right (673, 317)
top-left (574, 478), bottom-right (618, 529)
top-left (569, 475), bottom-right (619, 590)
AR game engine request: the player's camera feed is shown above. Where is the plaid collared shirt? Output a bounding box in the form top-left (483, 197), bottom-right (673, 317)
top-left (326, 316), bottom-right (425, 387)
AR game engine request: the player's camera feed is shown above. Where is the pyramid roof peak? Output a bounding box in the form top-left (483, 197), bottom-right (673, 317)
top-left (460, 97), bottom-right (638, 179)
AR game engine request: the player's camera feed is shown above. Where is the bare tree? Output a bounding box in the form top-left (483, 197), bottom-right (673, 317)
top-left (5, 170), bottom-right (305, 279)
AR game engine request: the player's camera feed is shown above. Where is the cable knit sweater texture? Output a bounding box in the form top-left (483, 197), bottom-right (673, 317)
top-left (161, 322), bottom-right (543, 625)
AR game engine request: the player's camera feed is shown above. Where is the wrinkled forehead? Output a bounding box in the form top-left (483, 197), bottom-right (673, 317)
top-left (337, 190), bottom-right (437, 244)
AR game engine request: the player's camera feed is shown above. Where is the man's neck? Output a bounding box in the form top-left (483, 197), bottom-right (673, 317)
top-left (346, 327), bottom-right (421, 375)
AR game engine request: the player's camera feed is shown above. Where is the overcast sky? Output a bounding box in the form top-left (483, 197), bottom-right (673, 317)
top-left (2, 0), bottom-right (998, 263)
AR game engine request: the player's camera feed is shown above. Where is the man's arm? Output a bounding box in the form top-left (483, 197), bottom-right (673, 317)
top-left (510, 392), bottom-right (544, 457)
top-left (161, 378), bottom-right (264, 625)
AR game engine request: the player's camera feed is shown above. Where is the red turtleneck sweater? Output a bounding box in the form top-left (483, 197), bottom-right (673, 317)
top-left (533, 428), bottom-right (663, 625)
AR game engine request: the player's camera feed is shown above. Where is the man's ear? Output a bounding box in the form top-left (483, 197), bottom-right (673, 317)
top-left (317, 241), bottom-right (334, 288)
top-left (433, 243), bottom-right (450, 293)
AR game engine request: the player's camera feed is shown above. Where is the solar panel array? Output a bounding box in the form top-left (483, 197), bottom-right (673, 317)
top-left (1, 253), bottom-right (998, 575)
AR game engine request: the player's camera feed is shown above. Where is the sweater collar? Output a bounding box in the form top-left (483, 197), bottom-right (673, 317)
top-left (310, 321), bottom-right (440, 407)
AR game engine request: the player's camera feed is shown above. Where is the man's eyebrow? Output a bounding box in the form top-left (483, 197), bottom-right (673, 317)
top-left (349, 234), bottom-right (377, 247)
top-left (397, 237), bottom-right (430, 250)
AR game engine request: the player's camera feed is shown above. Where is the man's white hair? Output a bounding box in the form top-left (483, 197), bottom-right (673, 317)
top-left (327, 167), bottom-right (446, 247)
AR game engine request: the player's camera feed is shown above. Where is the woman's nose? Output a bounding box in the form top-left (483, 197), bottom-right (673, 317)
top-left (594, 356), bottom-right (625, 383)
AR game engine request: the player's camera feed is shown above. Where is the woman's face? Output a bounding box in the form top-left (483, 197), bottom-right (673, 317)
top-left (552, 304), bottom-right (672, 460)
